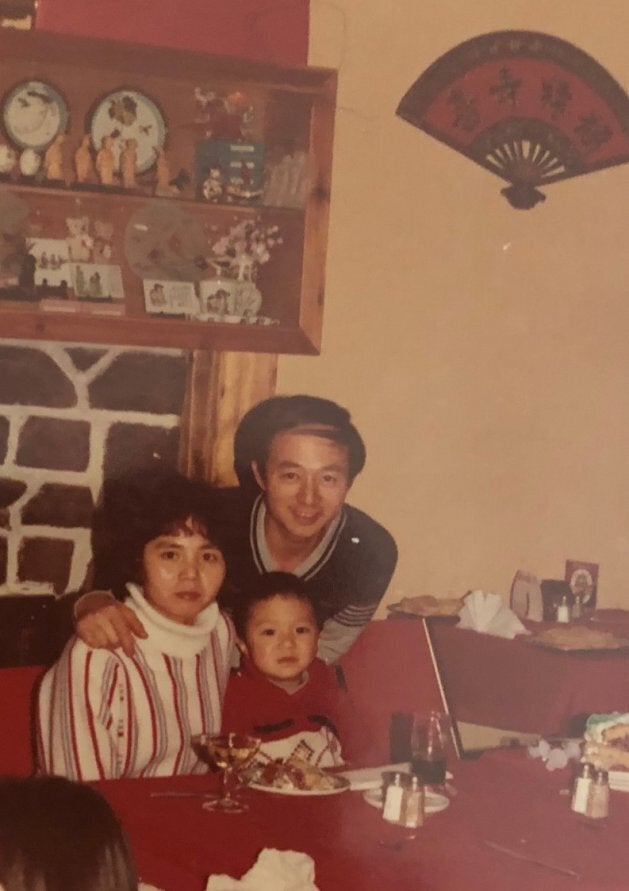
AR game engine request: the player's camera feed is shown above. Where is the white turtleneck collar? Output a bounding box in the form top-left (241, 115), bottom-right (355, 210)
top-left (125, 583), bottom-right (220, 658)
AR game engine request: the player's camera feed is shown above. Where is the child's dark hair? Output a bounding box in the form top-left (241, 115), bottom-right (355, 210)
top-left (233, 395), bottom-right (366, 490)
top-left (91, 467), bottom-right (227, 600)
top-left (0, 775), bottom-right (138, 891)
top-left (232, 572), bottom-right (321, 640)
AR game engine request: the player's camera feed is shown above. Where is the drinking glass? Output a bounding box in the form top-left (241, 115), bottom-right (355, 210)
top-left (191, 732), bottom-right (260, 813)
top-left (410, 711), bottom-right (451, 789)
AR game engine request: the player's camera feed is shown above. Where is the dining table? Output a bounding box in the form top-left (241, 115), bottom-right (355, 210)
top-left (94, 747), bottom-right (629, 891)
top-left (425, 613), bottom-right (629, 737)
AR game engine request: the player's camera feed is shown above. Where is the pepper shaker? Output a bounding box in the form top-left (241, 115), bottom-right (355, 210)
top-left (401, 774), bottom-right (425, 828)
top-left (586, 768), bottom-right (609, 820)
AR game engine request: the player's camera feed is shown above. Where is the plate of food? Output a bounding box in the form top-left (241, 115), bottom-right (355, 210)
top-left (582, 712), bottom-right (629, 790)
top-left (528, 626), bottom-right (629, 652)
top-left (248, 756), bottom-right (350, 796)
top-left (387, 595), bottom-right (463, 620)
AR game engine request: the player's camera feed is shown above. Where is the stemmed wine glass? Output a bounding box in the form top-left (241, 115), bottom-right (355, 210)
top-left (191, 732), bottom-right (260, 813)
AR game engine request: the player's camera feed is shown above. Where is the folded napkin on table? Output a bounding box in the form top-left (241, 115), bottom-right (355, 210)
top-left (205, 848), bottom-right (319, 891)
top-left (457, 589), bottom-right (529, 639)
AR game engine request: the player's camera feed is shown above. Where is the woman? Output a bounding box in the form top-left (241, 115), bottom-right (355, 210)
top-left (36, 470), bottom-right (235, 781)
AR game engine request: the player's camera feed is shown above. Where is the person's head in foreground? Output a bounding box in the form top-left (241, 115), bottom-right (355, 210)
top-left (0, 775), bottom-right (138, 891)
top-left (92, 468), bottom-right (227, 625)
top-left (232, 572), bottom-right (322, 692)
top-left (233, 395), bottom-right (366, 547)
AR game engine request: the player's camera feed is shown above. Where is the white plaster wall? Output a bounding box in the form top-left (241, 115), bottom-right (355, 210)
top-left (278, 1), bottom-right (629, 612)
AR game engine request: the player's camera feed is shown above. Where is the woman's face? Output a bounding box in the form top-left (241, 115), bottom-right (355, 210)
top-left (141, 520), bottom-right (225, 624)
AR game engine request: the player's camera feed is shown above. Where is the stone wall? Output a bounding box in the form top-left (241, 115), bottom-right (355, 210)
top-left (0, 340), bottom-right (187, 597)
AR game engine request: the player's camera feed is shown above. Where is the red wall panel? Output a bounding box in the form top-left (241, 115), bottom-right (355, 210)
top-left (35, 0), bottom-right (308, 65)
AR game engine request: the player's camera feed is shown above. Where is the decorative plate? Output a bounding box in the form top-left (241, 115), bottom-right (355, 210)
top-left (124, 201), bottom-right (207, 281)
top-left (89, 88), bottom-right (166, 173)
top-left (2, 80), bottom-right (68, 151)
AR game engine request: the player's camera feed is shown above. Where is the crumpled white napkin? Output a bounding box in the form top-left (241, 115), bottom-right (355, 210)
top-left (457, 589), bottom-right (529, 639)
top-left (528, 738), bottom-right (583, 771)
top-left (205, 848), bottom-right (319, 891)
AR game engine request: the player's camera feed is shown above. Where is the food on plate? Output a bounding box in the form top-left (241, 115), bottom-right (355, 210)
top-left (583, 713), bottom-right (629, 771)
top-left (393, 595), bottom-right (464, 617)
top-left (533, 626), bottom-right (629, 651)
top-left (253, 756), bottom-right (343, 791)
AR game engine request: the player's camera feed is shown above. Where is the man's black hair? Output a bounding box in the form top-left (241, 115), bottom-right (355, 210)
top-left (231, 571), bottom-right (322, 640)
top-left (233, 395), bottom-right (366, 490)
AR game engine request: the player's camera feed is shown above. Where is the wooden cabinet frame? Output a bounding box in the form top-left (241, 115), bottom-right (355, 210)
top-left (0, 28), bottom-right (336, 355)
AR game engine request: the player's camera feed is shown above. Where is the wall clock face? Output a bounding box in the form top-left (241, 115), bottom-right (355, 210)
top-left (89, 89), bottom-right (166, 174)
top-left (2, 80), bottom-right (68, 151)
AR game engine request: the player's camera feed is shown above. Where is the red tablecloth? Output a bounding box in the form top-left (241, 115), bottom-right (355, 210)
top-left (94, 750), bottom-right (629, 891)
top-left (428, 620), bottom-right (629, 736)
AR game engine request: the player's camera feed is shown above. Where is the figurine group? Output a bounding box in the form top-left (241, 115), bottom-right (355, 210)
top-left (0, 130), bottom-right (174, 198)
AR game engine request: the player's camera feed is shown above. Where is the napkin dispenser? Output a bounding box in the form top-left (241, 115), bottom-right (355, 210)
top-left (509, 570), bottom-right (543, 622)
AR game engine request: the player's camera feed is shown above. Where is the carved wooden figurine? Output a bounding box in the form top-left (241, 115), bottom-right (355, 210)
top-left (120, 137), bottom-right (138, 190)
top-left (74, 134), bottom-right (95, 184)
top-left (43, 134), bottom-right (67, 183)
top-left (95, 134), bottom-right (115, 187)
top-left (154, 145), bottom-right (172, 196)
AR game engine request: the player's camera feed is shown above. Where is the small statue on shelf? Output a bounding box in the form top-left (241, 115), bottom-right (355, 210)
top-left (120, 137), bottom-right (138, 190)
top-left (43, 134), bottom-right (67, 184)
top-left (154, 145), bottom-right (174, 197)
top-left (95, 134), bottom-right (115, 187)
top-left (202, 164), bottom-right (224, 202)
top-left (74, 134), bottom-right (95, 185)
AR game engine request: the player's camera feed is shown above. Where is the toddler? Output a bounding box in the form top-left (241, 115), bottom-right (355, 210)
top-left (222, 572), bottom-right (365, 768)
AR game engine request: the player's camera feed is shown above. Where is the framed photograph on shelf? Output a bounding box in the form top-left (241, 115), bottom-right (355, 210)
top-left (565, 559), bottom-right (598, 609)
top-left (143, 279), bottom-right (199, 318)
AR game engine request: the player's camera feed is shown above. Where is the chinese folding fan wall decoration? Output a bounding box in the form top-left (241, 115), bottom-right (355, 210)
top-left (396, 31), bottom-right (629, 209)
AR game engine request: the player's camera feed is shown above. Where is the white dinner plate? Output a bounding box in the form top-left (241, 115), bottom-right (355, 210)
top-left (363, 787), bottom-right (450, 814)
top-left (249, 776), bottom-right (350, 797)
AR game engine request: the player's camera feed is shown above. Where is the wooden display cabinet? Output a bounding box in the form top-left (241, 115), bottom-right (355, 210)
top-left (0, 28), bottom-right (336, 354)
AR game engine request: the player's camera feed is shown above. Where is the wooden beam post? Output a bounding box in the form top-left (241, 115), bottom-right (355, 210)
top-left (178, 350), bottom-right (277, 486)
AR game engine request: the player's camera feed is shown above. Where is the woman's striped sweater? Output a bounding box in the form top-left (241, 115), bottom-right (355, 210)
top-left (36, 584), bottom-right (235, 781)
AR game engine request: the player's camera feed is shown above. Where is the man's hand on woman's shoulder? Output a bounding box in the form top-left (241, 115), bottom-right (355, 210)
top-left (74, 590), bottom-right (147, 657)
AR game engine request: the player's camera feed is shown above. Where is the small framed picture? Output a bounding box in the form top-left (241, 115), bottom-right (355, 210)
top-left (31, 238), bottom-right (71, 289)
top-left (565, 559), bottom-right (598, 608)
top-left (71, 263), bottom-right (124, 302)
top-left (143, 279), bottom-right (200, 318)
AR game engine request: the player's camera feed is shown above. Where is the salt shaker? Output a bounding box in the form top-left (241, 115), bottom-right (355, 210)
top-left (401, 775), bottom-right (425, 828)
top-left (556, 594), bottom-right (571, 623)
top-left (382, 772), bottom-right (405, 823)
top-left (571, 762), bottom-right (594, 814)
top-left (586, 768), bottom-right (609, 820)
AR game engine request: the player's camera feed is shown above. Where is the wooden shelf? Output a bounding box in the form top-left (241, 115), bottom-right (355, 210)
top-left (0, 28), bottom-right (336, 354)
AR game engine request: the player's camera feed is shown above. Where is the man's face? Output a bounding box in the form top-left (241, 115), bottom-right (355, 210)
top-left (252, 429), bottom-right (351, 547)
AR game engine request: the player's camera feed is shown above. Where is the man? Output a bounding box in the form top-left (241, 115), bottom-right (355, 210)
top-left (76, 395), bottom-right (397, 663)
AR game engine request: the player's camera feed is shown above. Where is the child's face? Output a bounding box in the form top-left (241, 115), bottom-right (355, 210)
top-left (240, 594), bottom-right (319, 689)
top-left (141, 520), bottom-right (225, 625)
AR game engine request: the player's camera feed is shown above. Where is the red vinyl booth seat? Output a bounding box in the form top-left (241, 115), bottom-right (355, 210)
top-left (0, 665), bottom-right (47, 776)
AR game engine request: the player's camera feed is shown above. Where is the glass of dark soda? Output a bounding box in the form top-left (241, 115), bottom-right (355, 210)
top-left (410, 711), bottom-right (451, 787)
